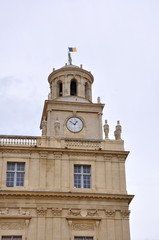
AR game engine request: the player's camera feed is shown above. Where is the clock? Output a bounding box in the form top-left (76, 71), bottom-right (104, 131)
top-left (67, 117), bottom-right (83, 133)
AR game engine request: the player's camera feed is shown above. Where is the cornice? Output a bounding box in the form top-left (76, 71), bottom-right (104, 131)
top-left (45, 100), bottom-right (104, 108)
top-left (41, 100), bottom-right (105, 122)
top-left (0, 145), bottom-right (129, 157)
top-left (48, 66), bottom-right (94, 84)
top-left (0, 190), bottom-right (134, 204)
top-left (0, 215), bottom-right (31, 220)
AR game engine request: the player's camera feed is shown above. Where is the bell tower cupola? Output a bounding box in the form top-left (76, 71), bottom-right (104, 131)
top-left (48, 64), bottom-right (94, 103)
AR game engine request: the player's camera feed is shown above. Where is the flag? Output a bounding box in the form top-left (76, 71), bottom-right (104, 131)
top-left (68, 47), bottom-right (77, 52)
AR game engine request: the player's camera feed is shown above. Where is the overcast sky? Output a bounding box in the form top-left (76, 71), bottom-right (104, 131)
top-left (0, 1), bottom-right (159, 239)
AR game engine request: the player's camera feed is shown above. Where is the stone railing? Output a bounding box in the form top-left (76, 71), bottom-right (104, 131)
top-left (0, 135), bottom-right (39, 146)
top-left (64, 138), bottom-right (102, 150)
top-left (0, 135), bottom-right (124, 150)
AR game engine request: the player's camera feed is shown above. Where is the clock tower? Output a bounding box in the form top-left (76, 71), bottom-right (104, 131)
top-left (0, 62), bottom-right (133, 240)
top-left (40, 64), bottom-right (103, 141)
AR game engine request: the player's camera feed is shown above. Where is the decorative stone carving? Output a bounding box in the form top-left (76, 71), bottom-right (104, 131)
top-left (36, 207), bottom-right (47, 217)
top-left (41, 118), bottom-right (47, 136)
top-left (0, 222), bottom-right (25, 230)
top-left (104, 120), bottom-right (109, 139)
top-left (54, 118), bottom-right (60, 137)
top-left (104, 154), bottom-right (112, 161)
top-left (105, 209), bottom-right (116, 218)
top-left (2, 150), bottom-right (30, 154)
top-left (118, 154), bottom-right (126, 162)
top-left (69, 152), bottom-right (93, 157)
top-left (19, 208), bottom-right (30, 216)
top-left (87, 209), bottom-right (98, 217)
top-left (68, 209), bottom-right (81, 216)
top-left (114, 120), bottom-right (122, 140)
top-left (72, 223), bottom-right (94, 231)
top-left (121, 210), bottom-right (130, 219)
top-left (52, 208), bottom-right (62, 216)
top-left (65, 139), bottom-right (101, 150)
top-left (54, 152), bottom-right (62, 159)
top-left (80, 209), bottom-right (87, 217)
top-left (68, 208), bottom-right (98, 217)
top-left (0, 208), bottom-right (9, 215)
top-left (40, 151), bottom-right (48, 159)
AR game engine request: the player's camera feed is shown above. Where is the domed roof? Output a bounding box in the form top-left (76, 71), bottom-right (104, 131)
top-left (61, 64), bottom-right (80, 69)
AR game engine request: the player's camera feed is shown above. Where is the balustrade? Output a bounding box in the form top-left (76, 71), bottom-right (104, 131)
top-left (0, 135), bottom-right (38, 146)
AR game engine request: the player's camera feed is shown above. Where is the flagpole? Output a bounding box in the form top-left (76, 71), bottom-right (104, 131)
top-left (68, 51), bottom-right (72, 65)
top-left (68, 47), bottom-right (77, 65)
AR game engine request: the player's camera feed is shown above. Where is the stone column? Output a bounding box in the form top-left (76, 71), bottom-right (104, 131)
top-left (37, 208), bottom-right (47, 240)
top-left (98, 112), bottom-right (103, 139)
top-left (54, 152), bottom-right (62, 189)
top-left (39, 152), bottom-right (47, 188)
top-left (107, 219), bottom-right (115, 240)
top-left (119, 155), bottom-right (127, 193)
top-left (53, 218), bottom-right (61, 240)
top-left (64, 75), bottom-right (70, 96)
top-left (47, 110), bottom-right (51, 136)
top-left (115, 211), bottom-right (123, 240)
top-left (121, 210), bottom-right (131, 240)
top-left (46, 216), bottom-right (53, 240)
top-left (105, 155), bottom-right (112, 192)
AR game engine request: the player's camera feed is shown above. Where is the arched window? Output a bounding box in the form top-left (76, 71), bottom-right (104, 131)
top-left (58, 82), bottom-right (63, 96)
top-left (85, 82), bottom-right (89, 99)
top-left (70, 79), bottom-right (77, 96)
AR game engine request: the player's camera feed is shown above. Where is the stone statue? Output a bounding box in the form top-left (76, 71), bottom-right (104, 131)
top-left (114, 120), bottom-right (122, 140)
top-left (97, 97), bottom-right (101, 103)
top-left (54, 118), bottom-right (60, 136)
top-left (68, 52), bottom-right (72, 65)
top-left (104, 120), bottom-right (109, 139)
top-left (42, 118), bottom-right (47, 136)
top-left (48, 92), bottom-right (51, 100)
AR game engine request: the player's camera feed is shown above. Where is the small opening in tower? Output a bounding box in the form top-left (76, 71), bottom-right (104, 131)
top-left (85, 82), bottom-right (89, 99)
top-left (59, 82), bottom-right (63, 96)
top-left (70, 80), bottom-right (77, 96)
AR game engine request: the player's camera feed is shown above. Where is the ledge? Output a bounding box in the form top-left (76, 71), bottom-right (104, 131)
top-left (0, 190), bottom-right (134, 204)
top-left (66, 216), bottom-right (101, 221)
top-left (0, 135), bottom-right (126, 152)
top-left (0, 215), bottom-right (31, 219)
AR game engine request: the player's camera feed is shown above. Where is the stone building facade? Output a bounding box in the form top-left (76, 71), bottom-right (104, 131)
top-left (0, 63), bottom-right (133, 240)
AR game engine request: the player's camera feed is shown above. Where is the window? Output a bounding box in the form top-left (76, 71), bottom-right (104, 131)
top-left (59, 82), bottom-right (63, 96)
top-left (2, 237), bottom-right (22, 240)
top-left (75, 238), bottom-right (93, 240)
top-left (70, 80), bottom-right (77, 96)
top-left (6, 163), bottom-right (25, 187)
top-left (85, 82), bottom-right (89, 99)
top-left (74, 165), bottom-right (91, 189)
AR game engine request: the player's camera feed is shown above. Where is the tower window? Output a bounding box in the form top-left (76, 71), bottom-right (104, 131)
top-left (85, 82), bottom-right (89, 99)
top-left (6, 162), bottom-right (25, 187)
top-left (59, 82), bottom-right (63, 96)
top-left (70, 80), bottom-right (77, 96)
top-left (74, 165), bottom-right (91, 189)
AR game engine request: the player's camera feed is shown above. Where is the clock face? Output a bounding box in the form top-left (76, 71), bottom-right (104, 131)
top-left (67, 117), bottom-right (83, 133)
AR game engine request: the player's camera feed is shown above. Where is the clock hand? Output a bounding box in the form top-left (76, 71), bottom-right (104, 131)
top-left (70, 120), bottom-right (77, 125)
